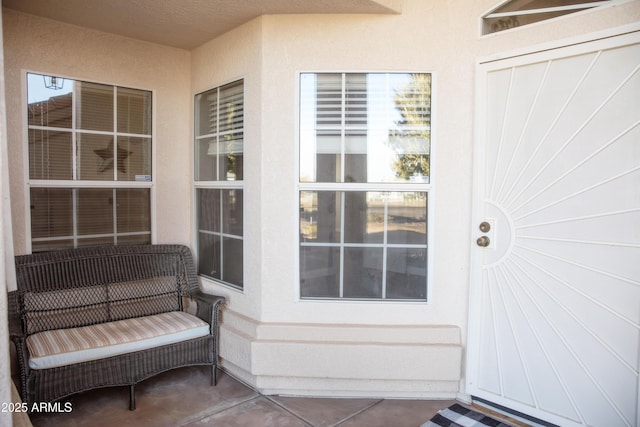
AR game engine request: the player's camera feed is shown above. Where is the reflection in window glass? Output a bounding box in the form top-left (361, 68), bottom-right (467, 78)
top-left (194, 80), bottom-right (244, 290)
top-left (117, 87), bottom-right (152, 135)
top-left (28, 130), bottom-right (72, 180)
top-left (76, 81), bottom-right (114, 132)
top-left (196, 188), bottom-right (244, 288)
top-left (300, 190), bottom-right (428, 300)
top-left (300, 72), bottom-right (431, 301)
top-left (300, 73), bottom-right (431, 184)
top-left (116, 136), bottom-right (152, 181)
top-left (26, 73), bottom-right (152, 251)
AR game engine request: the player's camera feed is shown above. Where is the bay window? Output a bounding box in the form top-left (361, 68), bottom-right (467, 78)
top-left (27, 73), bottom-right (152, 251)
top-left (194, 80), bottom-right (244, 289)
top-left (299, 73), bottom-right (432, 300)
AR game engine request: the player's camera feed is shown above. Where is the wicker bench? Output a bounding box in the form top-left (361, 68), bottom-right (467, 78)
top-left (7, 244), bottom-right (225, 411)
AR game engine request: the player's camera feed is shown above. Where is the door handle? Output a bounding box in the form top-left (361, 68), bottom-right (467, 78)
top-left (476, 236), bottom-right (490, 247)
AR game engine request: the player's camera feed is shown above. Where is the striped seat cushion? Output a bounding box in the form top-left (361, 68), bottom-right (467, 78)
top-left (26, 311), bottom-right (210, 369)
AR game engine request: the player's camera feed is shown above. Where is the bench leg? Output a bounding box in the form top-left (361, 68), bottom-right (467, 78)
top-left (129, 385), bottom-right (136, 411)
top-left (211, 365), bottom-right (217, 386)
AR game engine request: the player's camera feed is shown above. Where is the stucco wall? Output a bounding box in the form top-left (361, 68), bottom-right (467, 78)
top-left (191, 18), bottom-right (265, 321)
top-left (192, 0), bottom-right (639, 397)
top-left (3, 0), bottom-right (639, 400)
top-left (2, 8), bottom-right (193, 270)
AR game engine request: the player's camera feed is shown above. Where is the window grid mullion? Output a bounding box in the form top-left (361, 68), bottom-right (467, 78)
top-left (339, 191), bottom-right (346, 298)
top-left (381, 198), bottom-right (388, 299)
top-left (112, 188), bottom-right (118, 244)
top-left (216, 88), bottom-right (221, 182)
top-left (219, 189), bottom-right (224, 282)
top-left (113, 88), bottom-right (118, 182)
top-left (72, 188), bottom-right (78, 247)
top-left (72, 81), bottom-right (78, 181)
top-left (340, 73), bottom-right (346, 184)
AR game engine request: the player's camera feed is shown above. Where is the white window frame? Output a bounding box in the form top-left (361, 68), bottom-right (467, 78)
top-left (24, 71), bottom-right (155, 252)
top-left (193, 79), bottom-right (245, 291)
top-left (297, 71), bottom-right (436, 302)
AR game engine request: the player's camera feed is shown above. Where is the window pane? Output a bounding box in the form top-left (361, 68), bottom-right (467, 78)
top-left (345, 74), bottom-right (367, 126)
top-left (117, 87), bottom-right (151, 135)
top-left (218, 81), bottom-right (244, 134)
top-left (30, 188), bottom-right (73, 239)
top-left (196, 89), bottom-right (218, 136)
top-left (77, 188), bottom-right (114, 236)
top-left (299, 191), bottom-right (341, 243)
top-left (116, 188), bottom-right (150, 234)
top-left (315, 73), bottom-right (342, 127)
top-left (386, 248), bottom-right (427, 299)
top-left (76, 81), bottom-right (114, 131)
top-left (316, 132), bottom-right (340, 182)
top-left (77, 134), bottom-right (116, 180)
top-left (197, 188), bottom-right (244, 289)
top-left (198, 189), bottom-right (220, 233)
top-left (299, 190), bottom-right (428, 301)
top-left (344, 131), bottom-right (367, 182)
top-left (27, 74), bottom-right (72, 128)
top-left (195, 80), bottom-right (244, 182)
top-left (300, 246), bottom-right (340, 298)
top-left (116, 136), bottom-right (152, 181)
top-left (343, 247), bottom-right (383, 299)
top-left (222, 236), bottom-right (243, 285)
top-left (198, 233), bottom-right (220, 280)
top-left (223, 189), bottom-right (243, 236)
top-left (300, 73), bottom-right (431, 183)
top-left (28, 129), bottom-right (72, 180)
top-left (344, 192), bottom-right (383, 244)
top-left (387, 192), bottom-right (427, 244)
top-left (218, 135), bottom-right (244, 181)
top-left (196, 137), bottom-right (218, 181)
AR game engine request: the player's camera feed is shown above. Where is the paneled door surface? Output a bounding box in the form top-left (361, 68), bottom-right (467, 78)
top-left (466, 29), bottom-right (640, 427)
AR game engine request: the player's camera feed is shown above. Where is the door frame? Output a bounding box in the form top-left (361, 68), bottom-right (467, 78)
top-left (466, 22), bottom-right (640, 427)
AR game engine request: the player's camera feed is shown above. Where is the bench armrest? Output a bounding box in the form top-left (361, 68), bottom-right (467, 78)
top-left (8, 314), bottom-right (30, 403)
top-left (190, 290), bottom-right (225, 330)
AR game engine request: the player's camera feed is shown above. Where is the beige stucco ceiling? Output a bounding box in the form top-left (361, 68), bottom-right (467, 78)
top-left (2, 0), bottom-right (402, 49)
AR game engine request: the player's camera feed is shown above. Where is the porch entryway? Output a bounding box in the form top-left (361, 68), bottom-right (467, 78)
top-left (467, 27), bottom-right (640, 427)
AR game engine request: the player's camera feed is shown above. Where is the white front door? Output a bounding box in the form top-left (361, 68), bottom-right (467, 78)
top-left (466, 29), bottom-right (640, 427)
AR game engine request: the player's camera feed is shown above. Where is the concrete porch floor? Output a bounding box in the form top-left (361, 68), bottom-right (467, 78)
top-left (23, 366), bottom-right (458, 427)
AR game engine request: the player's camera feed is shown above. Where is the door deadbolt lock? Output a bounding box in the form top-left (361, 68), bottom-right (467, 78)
top-left (476, 236), bottom-right (490, 247)
top-left (479, 221), bottom-right (491, 233)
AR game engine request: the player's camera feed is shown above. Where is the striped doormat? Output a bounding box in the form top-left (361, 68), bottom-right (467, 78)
top-left (421, 403), bottom-right (512, 427)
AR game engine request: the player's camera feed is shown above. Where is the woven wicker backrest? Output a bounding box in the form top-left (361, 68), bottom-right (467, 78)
top-left (14, 245), bottom-right (200, 335)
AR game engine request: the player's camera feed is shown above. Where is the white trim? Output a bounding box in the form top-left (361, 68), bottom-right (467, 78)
top-left (296, 71), bottom-right (434, 303)
top-left (192, 78), bottom-right (246, 292)
top-left (23, 70), bottom-right (155, 251)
